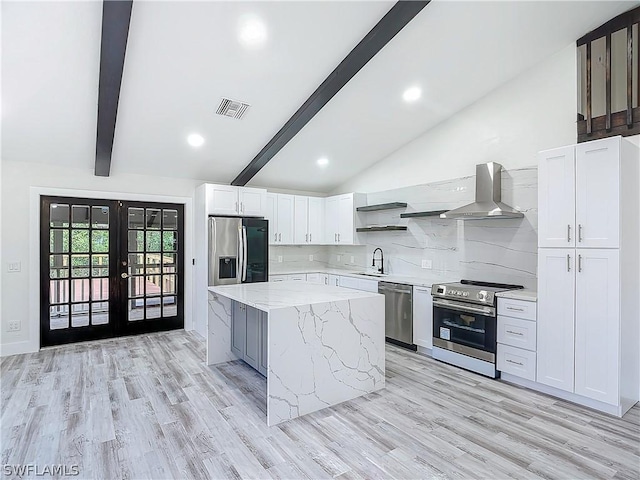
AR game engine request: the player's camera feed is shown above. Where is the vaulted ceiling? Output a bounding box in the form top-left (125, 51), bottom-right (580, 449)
top-left (2, 1), bottom-right (635, 192)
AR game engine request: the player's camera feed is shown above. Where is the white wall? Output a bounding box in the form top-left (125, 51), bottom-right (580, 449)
top-left (0, 160), bottom-right (200, 355)
top-left (334, 44), bottom-right (578, 194)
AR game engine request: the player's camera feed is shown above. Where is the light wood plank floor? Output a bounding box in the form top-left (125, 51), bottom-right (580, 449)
top-left (1, 330), bottom-right (638, 479)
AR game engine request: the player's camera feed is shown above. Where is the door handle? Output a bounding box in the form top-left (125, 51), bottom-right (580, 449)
top-left (567, 254), bottom-right (571, 272)
top-left (274, 233), bottom-right (277, 242)
top-left (578, 224), bottom-right (583, 242)
top-left (567, 224), bottom-right (571, 242)
top-left (278, 233), bottom-right (281, 242)
top-left (578, 254), bottom-right (583, 272)
top-left (121, 272), bottom-right (130, 279)
top-left (337, 233), bottom-right (340, 242)
top-left (305, 233), bottom-right (308, 242)
top-left (334, 233), bottom-right (337, 242)
top-left (309, 233), bottom-right (312, 242)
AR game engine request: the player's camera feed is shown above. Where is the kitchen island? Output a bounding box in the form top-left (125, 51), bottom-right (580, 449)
top-left (207, 282), bottom-right (385, 426)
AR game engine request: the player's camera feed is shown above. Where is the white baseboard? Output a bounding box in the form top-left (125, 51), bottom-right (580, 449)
top-left (1, 340), bottom-right (38, 357)
top-left (500, 372), bottom-right (638, 417)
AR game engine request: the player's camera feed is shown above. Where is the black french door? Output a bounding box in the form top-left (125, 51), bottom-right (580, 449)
top-left (40, 196), bottom-right (184, 347)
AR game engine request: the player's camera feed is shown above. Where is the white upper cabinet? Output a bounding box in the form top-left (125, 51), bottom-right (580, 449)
top-left (574, 249), bottom-right (620, 405)
top-left (538, 137), bottom-right (621, 249)
top-left (538, 146), bottom-right (575, 248)
top-left (266, 193), bottom-right (294, 244)
top-left (205, 184), bottom-right (266, 217)
top-left (206, 184), bottom-right (239, 216)
top-left (575, 138), bottom-right (620, 248)
top-left (307, 197), bottom-right (324, 245)
top-left (324, 193), bottom-right (364, 244)
top-left (293, 196), bottom-right (325, 245)
top-left (293, 196), bottom-right (309, 244)
top-left (238, 187), bottom-right (267, 217)
top-left (536, 248), bottom-right (575, 393)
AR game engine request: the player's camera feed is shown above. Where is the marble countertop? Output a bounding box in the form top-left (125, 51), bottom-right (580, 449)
top-left (269, 267), bottom-right (456, 288)
top-left (209, 282), bottom-right (381, 313)
top-left (496, 289), bottom-right (537, 302)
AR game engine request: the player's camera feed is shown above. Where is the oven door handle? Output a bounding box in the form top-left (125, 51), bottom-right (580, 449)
top-left (433, 298), bottom-right (495, 317)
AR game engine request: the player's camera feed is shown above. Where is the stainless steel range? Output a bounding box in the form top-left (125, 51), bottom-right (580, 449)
top-left (431, 280), bottom-right (523, 378)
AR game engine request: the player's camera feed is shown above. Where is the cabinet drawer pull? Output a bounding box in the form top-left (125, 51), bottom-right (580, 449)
top-left (506, 306), bottom-right (524, 312)
top-left (274, 233), bottom-right (278, 242)
top-left (309, 233), bottom-right (312, 242)
top-left (567, 254), bottom-right (571, 272)
top-left (506, 330), bottom-right (523, 336)
top-left (506, 359), bottom-right (524, 366)
top-left (578, 224), bottom-right (583, 242)
top-left (305, 233), bottom-right (308, 242)
top-left (578, 254), bottom-right (582, 272)
top-left (567, 224), bottom-right (571, 242)
top-left (279, 233), bottom-right (282, 242)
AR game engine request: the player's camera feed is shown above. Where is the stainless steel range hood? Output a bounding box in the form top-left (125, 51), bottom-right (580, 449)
top-left (440, 162), bottom-right (524, 220)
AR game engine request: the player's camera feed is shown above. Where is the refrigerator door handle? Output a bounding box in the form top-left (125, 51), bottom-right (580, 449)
top-left (242, 226), bottom-right (248, 282)
top-left (237, 224), bottom-right (243, 283)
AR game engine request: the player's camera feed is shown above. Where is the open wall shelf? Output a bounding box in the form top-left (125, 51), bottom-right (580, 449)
top-left (400, 210), bottom-right (448, 218)
top-left (356, 225), bottom-right (408, 232)
top-left (356, 202), bottom-right (407, 212)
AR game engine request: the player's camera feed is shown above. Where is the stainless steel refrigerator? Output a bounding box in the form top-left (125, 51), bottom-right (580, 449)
top-left (208, 217), bottom-right (269, 286)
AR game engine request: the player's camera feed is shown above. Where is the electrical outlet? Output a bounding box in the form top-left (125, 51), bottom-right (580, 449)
top-left (421, 259), bottom-right (432, 269)
top-left (350, 256), bottom-right (355, 264)
top-left (337, 255), bottom-right (342, 262)
top-left (7, 320), bottom-right (21, 332)
top-left (277, 255), bottom-right (283, 263)
top-left (7, 261), bottom-right (21, 273)
top-left (308, 254), bottom-right (313, 261)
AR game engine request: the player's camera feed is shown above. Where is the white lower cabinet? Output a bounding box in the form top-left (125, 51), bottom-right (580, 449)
top-left (497, 344), bottom-right (536, 381)
top-left (327, 274), bottom-right (339, 287)
top-left (497, 316), bottom-right (536, 352)
top-left (497, 296), bottom-right (537, 382)
top-left (574, 249), bottom-right (620, 406)
top-left (536, 249), bottom-right (575, 392)
top-left (269, 275), bottom-right (287, 283)
top-left (412, 286), bottom-right (432, 350)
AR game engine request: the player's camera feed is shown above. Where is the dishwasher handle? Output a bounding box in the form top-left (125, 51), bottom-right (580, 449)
top-left (378, 283), bottom-right (412, 295)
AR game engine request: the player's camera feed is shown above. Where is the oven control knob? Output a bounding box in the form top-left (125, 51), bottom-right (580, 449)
top-left (477, 292), bottom-right (487, 301)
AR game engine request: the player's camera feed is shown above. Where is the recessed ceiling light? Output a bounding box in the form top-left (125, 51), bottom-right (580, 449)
top-left (187, 133), bottom-right (205, 147)
top-left (402, 86), bottom-right (422, 103)
top-left (238, 16), bottom-right (267, 48)
top-left (317, 157), bottom-right (329, 167)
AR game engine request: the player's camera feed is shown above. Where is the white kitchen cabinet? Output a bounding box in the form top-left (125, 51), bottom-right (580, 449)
top-left (337, 276), bottom-right (360, 290)
top-left (574, 249), bottom-right (620, 405)
top-left (412, 286), bottom-right (432, 350)
top-left (205, 184), bottom-right (266, 217)
top-left (266, 193), bottom-right (294, 244)
top-left (538, 146), bottom-right (575, 248)
top-left (575, 140), bottom-right (620, 248)
top-left (269, 275), bottom-right (287, 282)
top-left (537, 248), bottom-right (576, 392)
top-left (293, 196), bottom-right (325, 245)
top-left (324, 193), bottom-right (364, 244)
top-left (535, 136), bottom-right (639, 416)
top-left (538, 137), bottom-right (621, 249)
top-left (207, 184), bottom-right (240, 216)
top-left (305, 273), bottom-right (327, 284)
top-left (327, 274), bottom-right (340, 287)
top-left (238, 187), bottom-right (267, 217)
top-left (308, 197), bottom-right (324, 245)
top-left (288, 274), bottom-right (306, 282)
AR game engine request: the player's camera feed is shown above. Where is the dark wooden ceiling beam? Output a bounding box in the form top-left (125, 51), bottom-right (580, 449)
top-left (95, 0), bottom-right (133, 177)
top-left (231, 0), bottom-right (430, 187)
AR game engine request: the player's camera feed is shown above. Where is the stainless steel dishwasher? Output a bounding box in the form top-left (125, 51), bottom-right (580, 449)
top-left (378, 282), bottom-right (415, 350)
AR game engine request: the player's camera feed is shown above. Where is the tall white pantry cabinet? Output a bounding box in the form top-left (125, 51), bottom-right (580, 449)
top-left (537, 136), bottom-right (639, 417)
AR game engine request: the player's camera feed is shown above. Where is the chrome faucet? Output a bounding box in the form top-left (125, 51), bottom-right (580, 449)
top-left (372, 248), bottom-right (384, 274)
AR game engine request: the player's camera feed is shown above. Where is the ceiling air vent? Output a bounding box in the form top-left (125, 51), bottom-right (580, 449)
top-left (216, 98), bottom-right (250, 119)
